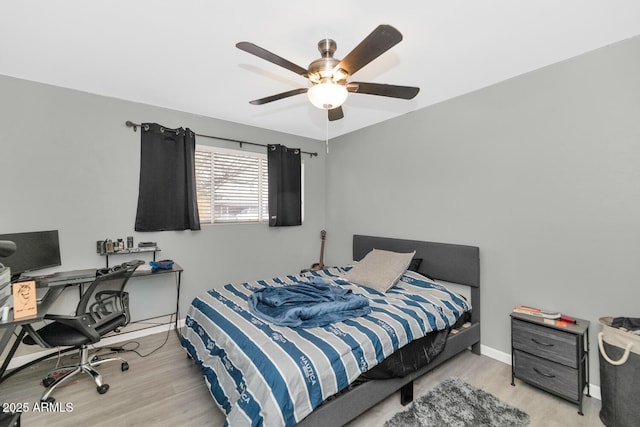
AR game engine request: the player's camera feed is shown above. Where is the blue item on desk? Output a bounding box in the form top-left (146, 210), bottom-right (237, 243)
top-left (149, 260), bottom-right (174, 272)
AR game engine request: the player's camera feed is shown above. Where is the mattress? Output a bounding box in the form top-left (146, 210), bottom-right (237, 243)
top-left (181, 267), bottom-right (470, 426)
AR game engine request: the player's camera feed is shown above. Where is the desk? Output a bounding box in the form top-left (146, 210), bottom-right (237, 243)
top-left (0, 263), bottom-right (183, 384)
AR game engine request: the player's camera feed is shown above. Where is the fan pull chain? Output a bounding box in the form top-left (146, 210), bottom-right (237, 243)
top-left (325, 116), bottom-right (329, 154)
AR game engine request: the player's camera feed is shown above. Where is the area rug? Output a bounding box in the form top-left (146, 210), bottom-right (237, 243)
top-left (384, 377), bottom-right (530, 427)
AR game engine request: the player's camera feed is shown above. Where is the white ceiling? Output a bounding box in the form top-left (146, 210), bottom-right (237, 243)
top-left (2, 1), bottom-right (639, 141)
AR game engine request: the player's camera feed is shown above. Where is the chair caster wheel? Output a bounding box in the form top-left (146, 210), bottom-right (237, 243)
top-left (42, 376), bottom-right (55, 387)
top-left (41, 396), bottom-right (55, 403)
top-left (121, 361), bottom-right (129, 371)
top-left (97, 384), bottom-right (109, 394)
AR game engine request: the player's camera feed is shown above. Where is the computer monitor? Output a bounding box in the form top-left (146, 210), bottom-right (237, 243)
top-left (0, 230), bottom-right (62, 278)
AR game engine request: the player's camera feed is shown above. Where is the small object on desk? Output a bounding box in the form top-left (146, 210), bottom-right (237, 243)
top-left (149, 260), bottom-right (173, 272)
top-left (560, 315), bottom-right (577, 324)
top-left (12, 280), bottom-right (37, 319)
top-left (138, 241), bottom-right (157, 248)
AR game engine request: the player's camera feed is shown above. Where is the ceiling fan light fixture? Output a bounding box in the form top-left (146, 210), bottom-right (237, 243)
top-left (332, 68), bottom-right (348, 81)
top-left (307, 81), bottom-right (348, 110)
top-left (238, 25), bottom-right (419, 120)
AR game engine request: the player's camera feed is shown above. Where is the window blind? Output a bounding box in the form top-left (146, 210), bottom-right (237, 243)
top-left (195, 147), bottom-right (269, 224)
top-left (195, 150), bottom-right (213, 223)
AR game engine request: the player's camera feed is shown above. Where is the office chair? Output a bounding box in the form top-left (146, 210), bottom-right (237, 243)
top-left (23, 260), bottom-right (144, 403)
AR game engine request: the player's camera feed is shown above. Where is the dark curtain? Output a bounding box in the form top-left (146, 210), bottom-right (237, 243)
top-left (135, 123), bottom-right (200, 231)
top-left (268, 144), bottom-right (301, 226)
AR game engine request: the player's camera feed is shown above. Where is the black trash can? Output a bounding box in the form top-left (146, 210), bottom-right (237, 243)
top-left (598, 317), bottom-right (640, 427)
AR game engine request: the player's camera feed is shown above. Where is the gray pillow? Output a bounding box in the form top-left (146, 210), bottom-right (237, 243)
top-left (343, 249), bottom-right (416, 293)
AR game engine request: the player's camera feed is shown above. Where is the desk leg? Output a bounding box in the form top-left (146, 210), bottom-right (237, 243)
top-left (0, 327), bottom-right (26, 384)
top-left (174, 270), bottom-right (182, 337)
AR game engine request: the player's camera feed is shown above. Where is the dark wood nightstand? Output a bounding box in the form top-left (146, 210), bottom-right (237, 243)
top-left (510, 312), bottom-right (590, 415)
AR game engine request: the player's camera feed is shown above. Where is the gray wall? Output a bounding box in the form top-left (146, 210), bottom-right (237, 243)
top-left (0, 75), bottom-right (326, 319)
top-left (325, 35), bottom-right (640, 385)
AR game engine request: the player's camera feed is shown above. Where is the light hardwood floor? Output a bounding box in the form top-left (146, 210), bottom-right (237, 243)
top-left (1, 331), bottom-right (604, 426)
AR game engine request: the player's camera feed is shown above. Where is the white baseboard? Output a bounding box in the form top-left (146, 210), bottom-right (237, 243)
top-left (7, 318), bottom-right (185, 371)
top-left (588, 384), bottom-right (601, 400)
top-left (480, 344), bottom-right (601, 400)
top-left (481, 344), bottom-right (512, 365)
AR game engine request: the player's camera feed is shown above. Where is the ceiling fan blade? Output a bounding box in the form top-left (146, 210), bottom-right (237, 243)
top-left (249, 88), bottom-right (308, 105)
top-left (236, 42), bottom-right (308, 76)
top-left (336, 25), bottom-right (403, 77)
top-left (328, 106), bottom-right (344, 121)
top-left (348, 82), bottom-right (419, 99)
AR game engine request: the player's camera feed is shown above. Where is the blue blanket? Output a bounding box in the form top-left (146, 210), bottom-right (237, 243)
top-left (248, 277), bottom-right (371, 328)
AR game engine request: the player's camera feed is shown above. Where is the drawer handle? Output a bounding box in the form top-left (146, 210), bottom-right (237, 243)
top-left (533, 367), bottom-right (556, 378)
top-left (531, 338), bottom-right (554, 347)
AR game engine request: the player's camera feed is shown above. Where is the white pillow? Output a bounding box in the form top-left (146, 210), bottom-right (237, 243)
top-left (343, 249), bottom-right (416, 293)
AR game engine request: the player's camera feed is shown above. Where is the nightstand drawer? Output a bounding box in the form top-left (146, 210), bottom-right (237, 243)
top-left (512, 319), bottom-right (577, 367)
top-left (514, 349), bottom-right (579, 401)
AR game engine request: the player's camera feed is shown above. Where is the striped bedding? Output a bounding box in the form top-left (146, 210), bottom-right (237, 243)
top-left (180, 267), bottom-right (470, 427)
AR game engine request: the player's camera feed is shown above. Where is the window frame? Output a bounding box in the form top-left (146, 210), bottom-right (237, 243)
top-left (195, 144), bottom-right (304, 225)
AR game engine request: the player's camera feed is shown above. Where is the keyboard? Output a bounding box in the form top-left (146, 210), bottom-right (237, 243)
top-left (49, 268), bottom-right (96, 280)
top-left (22, 268), bottom-right (97, 285)
top-left (46, 268), bottom-right (97, 283)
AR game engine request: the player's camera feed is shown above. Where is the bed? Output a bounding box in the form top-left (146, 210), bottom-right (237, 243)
top-left (181, 235), bottom-right (480, 426)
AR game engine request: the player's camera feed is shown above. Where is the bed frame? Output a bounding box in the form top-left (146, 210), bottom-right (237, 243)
top-left (299, 235), bottom-right (481, 426)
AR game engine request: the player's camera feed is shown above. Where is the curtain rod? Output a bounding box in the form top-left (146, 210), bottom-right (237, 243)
top-left (125, 121), bottom-right (317, 158)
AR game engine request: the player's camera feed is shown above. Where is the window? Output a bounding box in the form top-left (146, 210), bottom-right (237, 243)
top-left (195, 145), bottom-right (303, 224)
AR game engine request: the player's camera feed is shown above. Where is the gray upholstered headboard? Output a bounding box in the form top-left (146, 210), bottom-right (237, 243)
top-left (353, 235), bottom-right (480, 288)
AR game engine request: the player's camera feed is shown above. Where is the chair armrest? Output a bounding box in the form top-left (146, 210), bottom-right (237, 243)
top-left (43, 313), bottom-right (101, 343)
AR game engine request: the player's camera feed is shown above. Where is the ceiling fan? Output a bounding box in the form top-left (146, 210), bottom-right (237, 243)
top-left (236, 24), bottom-right (420, 121)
